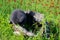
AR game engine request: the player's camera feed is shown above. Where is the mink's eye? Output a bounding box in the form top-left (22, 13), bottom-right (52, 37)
top-left (9, 21), bottom-right (12, 24)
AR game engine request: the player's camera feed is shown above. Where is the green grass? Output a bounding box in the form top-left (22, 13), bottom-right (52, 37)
top-left (0, 0), bottom-right (60, 40)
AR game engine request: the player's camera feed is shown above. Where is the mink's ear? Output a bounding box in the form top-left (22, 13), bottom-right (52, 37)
top-left (24, 11), bottom-right (30, 14)
top-left (29, 11), bottom-right (35, 16)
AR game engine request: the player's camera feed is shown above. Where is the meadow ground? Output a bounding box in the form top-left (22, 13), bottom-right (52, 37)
top-left (0, 0), bottom-right (60, 40)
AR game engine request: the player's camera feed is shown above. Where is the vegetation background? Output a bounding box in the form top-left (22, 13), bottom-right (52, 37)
top-left (0, 0), bottom-right (60, 40)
